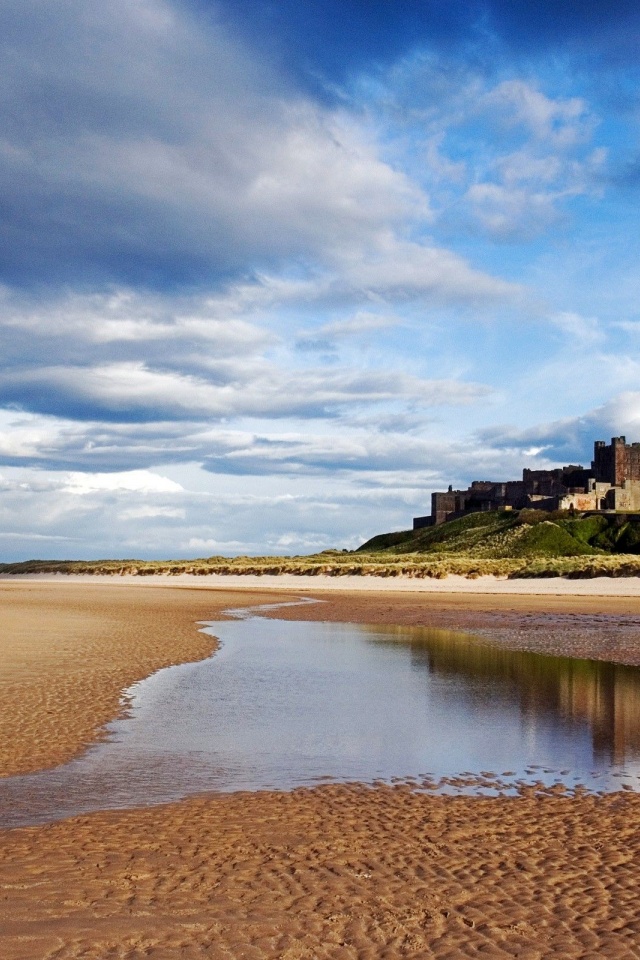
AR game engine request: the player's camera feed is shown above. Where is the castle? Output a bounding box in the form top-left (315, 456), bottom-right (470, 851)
top-left (414, 436), bottom-right (640, 529)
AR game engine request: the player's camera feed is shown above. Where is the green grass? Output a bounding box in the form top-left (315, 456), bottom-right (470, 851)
top-left (360, 509), bottom-right (640, 561)
top-left (357, 529), bottom-right (417, 551)
top-left (361, 510), bottom-right (601, 559)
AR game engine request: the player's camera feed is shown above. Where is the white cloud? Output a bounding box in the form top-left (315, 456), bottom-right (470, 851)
top-left (0, 0), bottom-right (530, 306)
top-left (0, 357), bottom-right (493, 424)
top-left (478, 392), bottom-right (640, 465)
top-left (0, 288), bottom-right (276, 352)
top-left (185, 537), bottom-right (247, 552)
top-left (496, 150), bottom-right (563, 187)
top-left (314, 311), bottom-right (401, 339)
top-left (0, 0), bottom-right (441, 287)
top-left (466, 182), bottom-right (561, 239)
top-left (458, 80), bottom-right (605, 238)
top-left (424, 133), bottom-right (466, 184)
top-left (63, 470), bottom-right (184, 495)
top-left (337, 235), bottom-right (518, 302)
top-left (0, 462), bottom-right (426, 559)
top-left (550, 311), bottom-right (604, 344)
top-left (245, 105), bottom-right (430, 253)
top-left (0, 532), bottom-right (82, 542)
top-left (120, 505), bottom-right (186, 519)
top-left (482, 81), bottom-right (591, 148)
top-left (0, 404), bottom-right (508, 483)
top-left (7, 393), bottom-right (640, 561)
top-left (371, 66), bottom-right (606, 241)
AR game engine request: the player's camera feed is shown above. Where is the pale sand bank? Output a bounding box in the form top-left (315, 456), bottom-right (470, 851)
top-left (5, 568), bottom-right (640, 594)
top-left (2, 579), bottom-right (640, 958)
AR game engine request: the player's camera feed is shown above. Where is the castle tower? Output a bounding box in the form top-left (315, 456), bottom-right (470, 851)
top-left (592, 436), bottom-right (640, 486)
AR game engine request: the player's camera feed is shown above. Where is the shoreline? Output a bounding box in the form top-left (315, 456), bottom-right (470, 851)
top-left (0, 580), bottom-right (301, 778)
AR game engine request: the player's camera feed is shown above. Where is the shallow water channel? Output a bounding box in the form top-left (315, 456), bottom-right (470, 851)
top-left (3, 602), bottom-right (640, 827)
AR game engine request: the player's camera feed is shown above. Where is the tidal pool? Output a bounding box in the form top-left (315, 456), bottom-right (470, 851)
top-left (2, 604), bottom-right (640, 827)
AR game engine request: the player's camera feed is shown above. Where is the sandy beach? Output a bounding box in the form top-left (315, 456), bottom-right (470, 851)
top-left (2, 576), bottom-right (640, 958)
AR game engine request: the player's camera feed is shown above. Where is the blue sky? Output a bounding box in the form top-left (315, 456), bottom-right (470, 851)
top-left (1, 0), bottom-right (639, 559)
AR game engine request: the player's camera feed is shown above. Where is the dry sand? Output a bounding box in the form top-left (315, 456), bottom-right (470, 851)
top-left (9, 569), bottom-right (640, 594)
top-left (2, 577), bottom-right (640, 958)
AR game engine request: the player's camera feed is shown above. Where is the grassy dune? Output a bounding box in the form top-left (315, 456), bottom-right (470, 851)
top-left (4, 511), bottom-right (640, 579)
top-left (354, 509), bottom-right (640, 578)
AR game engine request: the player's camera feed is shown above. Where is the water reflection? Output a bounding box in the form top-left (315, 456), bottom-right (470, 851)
top-left (2, 613), bottom-right (640, 829)
top-left (369, 625), bottom-right (640, 767)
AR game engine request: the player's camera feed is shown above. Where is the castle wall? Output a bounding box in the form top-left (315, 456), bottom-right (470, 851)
top-left (559, 492), bottom-right (599, 511)
top-left (413, 515), bottom-right (433, 530)
top-left (418, 437), bottom-right (640, 527)
top-left (611, 481), bottom-right (640, 512)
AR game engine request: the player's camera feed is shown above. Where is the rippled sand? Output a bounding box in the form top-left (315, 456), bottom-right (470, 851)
top-left (2, 578), bottom-right (640, 958)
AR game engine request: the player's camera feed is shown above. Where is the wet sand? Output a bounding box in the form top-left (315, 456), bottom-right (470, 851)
top-left (265, 587), bottom-right (640, 665)
top-left (3, 578), bottom-right (640, 958)
top-left (4, 785), bottom-right (640, 959)
top-left (0, 581), bottom-right (300, 777)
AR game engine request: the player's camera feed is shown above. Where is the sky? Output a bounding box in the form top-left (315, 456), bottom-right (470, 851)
top-left (1, 0), bottom-right (640, 560)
